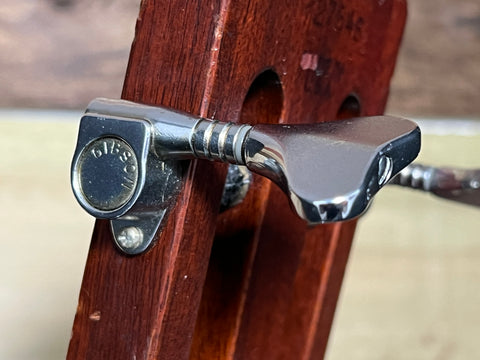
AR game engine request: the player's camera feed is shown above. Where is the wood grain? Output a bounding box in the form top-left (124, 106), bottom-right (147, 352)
top-left (67, 0), bottom-right (407, 359)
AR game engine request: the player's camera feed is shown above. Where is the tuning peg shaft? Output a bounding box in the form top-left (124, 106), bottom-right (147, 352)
top-left (390, 163), bottom-right (480, 207)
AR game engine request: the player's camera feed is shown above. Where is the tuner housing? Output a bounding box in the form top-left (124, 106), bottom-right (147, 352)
top-left (71, 107), bottom-right (184, 255)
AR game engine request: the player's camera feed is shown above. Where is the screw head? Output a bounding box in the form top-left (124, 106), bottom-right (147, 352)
top-left (117, 227), bottom-right (144, 250)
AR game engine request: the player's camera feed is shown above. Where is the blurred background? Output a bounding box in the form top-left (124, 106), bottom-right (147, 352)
top-left (0, 0), bottom-right (479, 359)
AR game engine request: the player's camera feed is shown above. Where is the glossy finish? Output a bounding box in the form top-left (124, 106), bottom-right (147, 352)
top-left (71, 107), bottom-right (184, 255)
top-left (71, 114), bottom-right (151, 220)
top-left (76, 137), bottom-right (139, 211)
top-left (73, 98), bottom-right (420, 229)
top-left (246, 117), bottom-right (420, 222)
top-left (86, 97), bottom-right (252, 163)
top-left (391, 163), bottom-right (480, 207)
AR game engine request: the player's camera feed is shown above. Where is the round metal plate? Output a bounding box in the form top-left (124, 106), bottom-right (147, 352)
top-left (77, 136), bottom-right (139, 211)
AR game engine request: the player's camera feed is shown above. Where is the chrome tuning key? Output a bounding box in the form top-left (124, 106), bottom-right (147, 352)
top-left (71, 98), bottom-right (421, 254)
top-left (391, 163), bottom-right (480, 207)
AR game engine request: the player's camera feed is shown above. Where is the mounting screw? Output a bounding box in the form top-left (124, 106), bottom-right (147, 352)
top-left (117, 227), bottom-right (144, 250)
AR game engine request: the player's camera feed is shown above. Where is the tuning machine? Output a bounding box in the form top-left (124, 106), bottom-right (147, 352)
top-left (71, 98), bottom-right (421, 255)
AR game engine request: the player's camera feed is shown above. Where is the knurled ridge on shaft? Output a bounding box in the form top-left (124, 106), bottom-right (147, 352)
top-left (189, 118), bottom-right (251, 165)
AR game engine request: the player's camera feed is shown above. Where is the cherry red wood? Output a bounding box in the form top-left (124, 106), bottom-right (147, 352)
top-left (67, 1), bottom-right (407, 359)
